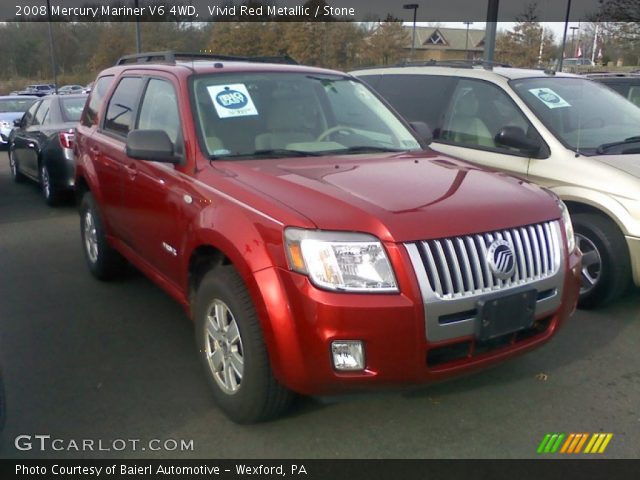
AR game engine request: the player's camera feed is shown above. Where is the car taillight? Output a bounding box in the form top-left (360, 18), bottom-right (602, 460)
top-left (59, 130), bottom-right (74, 150)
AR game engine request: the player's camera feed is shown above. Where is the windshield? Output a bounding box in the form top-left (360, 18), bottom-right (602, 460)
top-left (0, 98), bottom-right (37, 113)
top-left (191, 72), bottom-right (421, 159)
top-left (511, 77), bottom-right (640, 155)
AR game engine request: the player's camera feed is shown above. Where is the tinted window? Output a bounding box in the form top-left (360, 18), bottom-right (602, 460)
top-left (104, 77), bottom-right (143, 137)
top-left (81, 75), bottom-right (114, 127)
top-left (370, 74), bottom-right (457, 133)
top-left (137, 79), bottom-right (181, 145)
top-left (34, 99), bottom-right (52, 126)
top-left (60, 96), bottom-right (87, 122)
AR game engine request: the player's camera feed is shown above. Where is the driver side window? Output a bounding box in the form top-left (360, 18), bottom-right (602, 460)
top-left (22, 101), bottom-right (41, 128)
top-left (442, 79), bottom-right (540, 156)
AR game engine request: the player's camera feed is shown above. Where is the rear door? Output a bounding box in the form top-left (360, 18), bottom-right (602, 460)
top-left (92, 76), bottom-right (145, 240)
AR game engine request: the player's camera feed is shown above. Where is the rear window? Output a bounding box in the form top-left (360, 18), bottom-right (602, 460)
top-left (60, 96), bottom-right (87, 122)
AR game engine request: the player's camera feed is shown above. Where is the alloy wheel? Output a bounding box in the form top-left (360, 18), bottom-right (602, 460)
top-left (575, 233), bottom-right (602, 295)
top-left (204, 299), bottom-right (244, 394)
top-left (83, 210), bottom-right (99, 264)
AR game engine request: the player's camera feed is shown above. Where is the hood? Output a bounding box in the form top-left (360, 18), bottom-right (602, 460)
top-left (594, 154), bottom-right (640, 178)
top-left (218, 151), bottom-right (560, 242)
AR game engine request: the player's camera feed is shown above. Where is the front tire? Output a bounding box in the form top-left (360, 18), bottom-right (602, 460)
top-left (573, 213), bottom-right (631, 309)
top-left (8, 149), bottom-right (25, 183)
top-left (79, 192), bottom-right (126, 280)
top-left (195, 266), bottom-right (293, 423)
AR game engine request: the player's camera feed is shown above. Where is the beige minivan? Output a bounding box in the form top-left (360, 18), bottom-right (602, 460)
top-left (353, 65), bottom-right (640, 308)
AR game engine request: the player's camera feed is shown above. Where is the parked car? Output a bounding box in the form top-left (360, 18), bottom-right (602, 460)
top-left (585, 72), bottom-right (640, 107)
top-left (352, 63), bottom-right (640, 308)
top-left (8, 93), bottom-right (87, 205)
top-left (58, 84), bottom-right (84, 95)
top-left (0, 95), bottom-right (38, 147)
top-left (75, 52), bottom-right (580, 423)
top-left (24, 84), bottom-right (56, 96)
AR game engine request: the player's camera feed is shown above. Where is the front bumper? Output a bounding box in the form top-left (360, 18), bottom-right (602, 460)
top-left (253, 246), bottom-right (581, 396)
top-left (627, 236), bottom-right (640, 287)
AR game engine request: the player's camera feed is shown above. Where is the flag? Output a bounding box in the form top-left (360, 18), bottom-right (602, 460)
top-left (575, 42), bottom-right (582, 58)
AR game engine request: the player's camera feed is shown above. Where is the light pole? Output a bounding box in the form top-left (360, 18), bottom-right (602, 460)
top-left (403, 4), bottom-right (419, 60)
top-left (570, 26), bottom-right (579, 57)
top-left (135, 0), bottom-right (142, 53)
top-left (463, 21), bottom-right (473, 60)
top-left (558, 0), bottom-right (572, 71)
top-left (45, 0), bottom-right (58, 93)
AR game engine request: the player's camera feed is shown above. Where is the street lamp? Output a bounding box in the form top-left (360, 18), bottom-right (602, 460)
top-left (45, 0), bottom-right (58, 93)
top-left (463, 21), bottom-right (474, 60)
top-left (403, 4), bottom-right (419, 60)
top-left (570, 26), bottom-right (579, 57)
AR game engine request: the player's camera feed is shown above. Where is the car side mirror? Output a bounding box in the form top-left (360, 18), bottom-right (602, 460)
top-left (126, 130), bottom-right (180, 164)
top-left (13, 118), bottom-right (22, 128)
top-left (409, 121), bottom-right (433, 145)
top-left (494, 126), bottom-right (541, 155)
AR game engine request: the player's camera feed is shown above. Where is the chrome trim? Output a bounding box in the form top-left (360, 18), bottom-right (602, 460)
top-left (406, 221), bottom-right (565, 342)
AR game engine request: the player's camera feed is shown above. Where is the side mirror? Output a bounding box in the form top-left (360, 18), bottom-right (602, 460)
top-left (13, 118), bottom-right (22, 127)
top-left (409, 121), bottom-right (433, 145)
top-left (126, 130), bottom-right (180, 164)
top-left (494, 126), bottom-right (541, 155)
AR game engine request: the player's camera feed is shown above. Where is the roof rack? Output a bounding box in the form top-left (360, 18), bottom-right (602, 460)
top-left (116, 51), bottom-right (298, 66)
top-left (393, 59), bottom-right (512, 69)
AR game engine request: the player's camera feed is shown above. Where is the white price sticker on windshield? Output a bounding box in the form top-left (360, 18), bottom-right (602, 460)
top-left (528, 88), bottom-right (571, 109)
top-left (207, 84), bottom-right (258, 118)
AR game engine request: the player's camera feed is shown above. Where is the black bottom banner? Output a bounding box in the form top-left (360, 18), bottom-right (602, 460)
top-left (3, 459), bottom-right (639, 480)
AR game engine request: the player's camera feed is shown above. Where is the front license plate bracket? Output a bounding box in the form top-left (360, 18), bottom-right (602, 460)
top-left (476, 289), bottom-right (537, 341)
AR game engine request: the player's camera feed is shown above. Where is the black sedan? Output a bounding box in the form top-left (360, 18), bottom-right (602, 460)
top-left (8, 94), bottom-right (87, 205)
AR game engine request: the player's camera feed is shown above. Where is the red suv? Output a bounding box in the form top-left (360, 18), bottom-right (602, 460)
top-left (75, 52), bottom-right (581, 423)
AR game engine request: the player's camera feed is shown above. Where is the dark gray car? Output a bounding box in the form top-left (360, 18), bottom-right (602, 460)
top-left (8, 94), bottom-right (87, 205)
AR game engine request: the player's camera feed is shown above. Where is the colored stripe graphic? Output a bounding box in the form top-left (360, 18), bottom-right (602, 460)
top-left (584, 433), bottom-right (613, 454)
top-left (540, 433), bottom-right (613, 454)
top-left (537, 433), bottom-right (564, 454)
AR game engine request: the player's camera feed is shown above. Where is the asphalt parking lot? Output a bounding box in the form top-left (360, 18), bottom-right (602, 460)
top-left (0, 157), bottom-right (638, 459)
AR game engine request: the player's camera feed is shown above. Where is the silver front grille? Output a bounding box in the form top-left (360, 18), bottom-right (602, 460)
top-left (412, 221), bottom-right (562, 299)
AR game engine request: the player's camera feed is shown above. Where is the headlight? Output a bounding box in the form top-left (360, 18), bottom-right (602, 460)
top-left (558, 200), bottom-right (576, 253)
top-left (284, 228), bottom-right (398, 292)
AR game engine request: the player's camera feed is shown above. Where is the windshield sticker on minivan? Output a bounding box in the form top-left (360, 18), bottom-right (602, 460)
top-left (528, 88), bottom-right (571, 109)
top-left (207, 84), bottom-right (258, 118)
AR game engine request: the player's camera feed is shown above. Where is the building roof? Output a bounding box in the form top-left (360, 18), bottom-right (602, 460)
top-left (405, 26), bottom-right (486, 51)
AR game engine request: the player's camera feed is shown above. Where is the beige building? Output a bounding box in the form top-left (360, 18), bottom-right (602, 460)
top-left (404, 26), bottom-right (485, 61)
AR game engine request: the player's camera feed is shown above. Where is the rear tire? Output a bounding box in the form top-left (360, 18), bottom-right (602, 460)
top-left (79, 192), bottom-right (126, 280)
top-left (40, 163), bottom-right (62, 206)
top-left (573, 213), bottom-right (631, 309)
top-left (8, 149), bottom-right (25, 183)
top-left (194, 266), bottom-right (293, 423)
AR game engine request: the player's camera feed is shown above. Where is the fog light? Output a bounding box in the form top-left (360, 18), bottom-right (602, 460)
top-left (331, 341), bottom-right (365, 371)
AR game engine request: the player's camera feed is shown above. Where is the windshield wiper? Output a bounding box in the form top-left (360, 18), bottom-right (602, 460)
top-left (595, 136), bottom-right (640, 154)
top-left (212, 148), bottom-right (322, 160)
top-left (328, 146), bottom-right (408, 154)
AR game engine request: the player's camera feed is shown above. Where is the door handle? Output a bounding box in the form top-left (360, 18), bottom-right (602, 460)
top-left (124, 163), bottom-right (137, 178)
